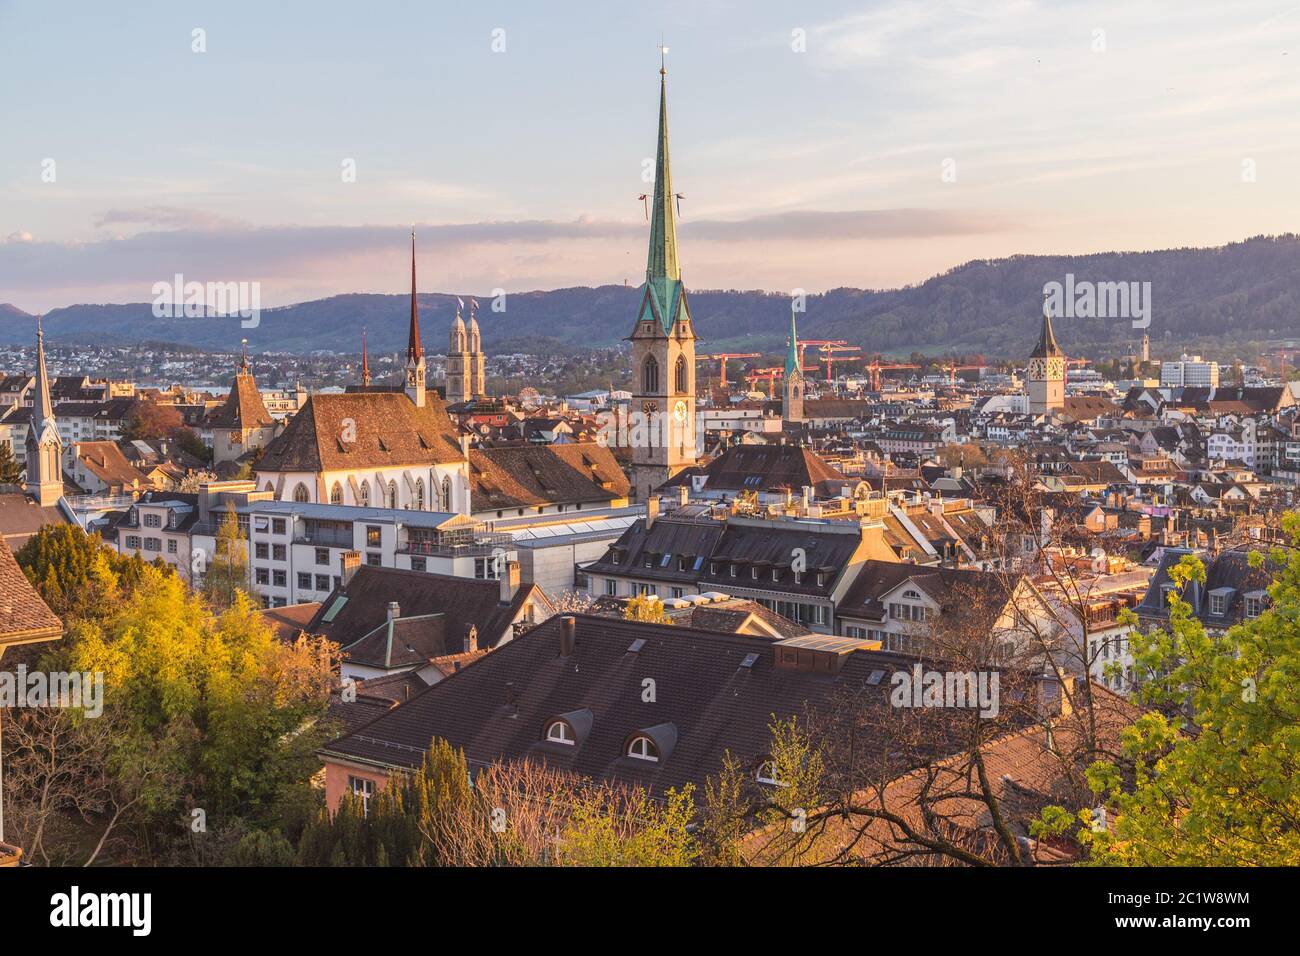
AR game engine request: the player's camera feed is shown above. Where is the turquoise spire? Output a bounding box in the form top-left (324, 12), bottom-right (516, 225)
top-left (785, 309), bottom-right (800, 378)
top-left (638, 55), bottom-right (688, 335)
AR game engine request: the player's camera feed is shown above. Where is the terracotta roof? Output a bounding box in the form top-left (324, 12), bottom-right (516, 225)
top-left (209, 370), bottom-right (275, 429)
top-left (0, 536), bottom-right (62, 649)
top-left (660, 443), bottom-right (846, 495)
top-left (70, 441), bottom-right (149, 490)
top-left (260, 601), bottom-right (322, 642)
top-left (0, 490), bottom-right (69, 547)
top-left (257, 392), bottom-right (463, 472)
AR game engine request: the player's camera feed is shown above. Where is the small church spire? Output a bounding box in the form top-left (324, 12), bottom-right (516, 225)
top-left (785, 309), bottom-right (801, 378)
top-left (1032, 291), bottom-right (1063, 358)
top-left (361, 328), bottom-right (371, 387)
top-left (33, 315), bottom-right (54, 423)
top-left (407, 227), bottom-right (423, 362)
top-left (25, 315), bottom-right (62, 507)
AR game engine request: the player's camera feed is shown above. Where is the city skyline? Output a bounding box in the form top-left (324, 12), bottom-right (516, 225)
top-left (4, 0), bottom-right (1300, 313)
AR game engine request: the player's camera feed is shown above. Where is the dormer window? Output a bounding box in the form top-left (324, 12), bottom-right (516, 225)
top-left (546, 720), bottom-right (575, 745)
top-left (627, 735), bottom-right (659, 762)
top-left (1210, 594), bottom-right (1225, 615)
top-left (730, 563), bottom-right (738, 578)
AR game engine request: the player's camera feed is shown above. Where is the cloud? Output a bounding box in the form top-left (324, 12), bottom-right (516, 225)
top-left (93, 206), bottom-right (248, 231)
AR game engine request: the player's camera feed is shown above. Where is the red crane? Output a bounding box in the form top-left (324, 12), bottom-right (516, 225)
top-left (941, 363), bottom-right (988, 386)
top-left (695, 352), bottom-right (760, 387)
top-left (744, 365), bottom-right (818, 397)
top-left (865, 360), bottom-right (920, 392)
top-left (796, 339), bottom-right (847, 367)
top-left (817, 344), bottom-right (862, 383)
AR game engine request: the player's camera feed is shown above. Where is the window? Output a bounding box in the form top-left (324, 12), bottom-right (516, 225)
top-left (272, 570), bottom-right (286, 587)
top-left (358, 482), bottom-right (370, 507)
top-left (410, 556), bottom-right (426, 572)
top-left (1210, 594), bottom-right (1225, 615)
top-left (642, 355), bottom-right (659, 394)
top-left (605, 579), bottom-right (618, 596)
top-left (674, 355), bottom-right (687, 393)
top-left (627, 735), bottom-right (659, 762)
top-left (670, 587), bottom-right (684, 599)
top-left (255, 542), bottom-right (269, 560)
top-left (315, 548), bottom-right (329, 565)
top-left (272, 518), bottom-right (286, 535)
top-left (255, 568), bottom-right (270, 585)
top-left (366, 553), bottom-right (381, 567)
top-left (272, 544), bottom-right (286, 561)
top-left (297, 573), bottom-right (312, 589)
top-left (1245, 594), bottom-right (1265, 618)
top-left (387, 481), bottom-right (398, 509)
top-left (330, 482), bottom-right (343, 505)
top-left (293, 483), bottom-right (310, 503)
top-left (349, 776), bottom-right (375, 817)
top-left (474, 557), bottom-right (499, 580)
top-left (415, 478), bottom-right (425, 510)
top-left (167, 539), bottom-right (177, 554)
top-left (637, 583), bottom-right (654, 597)
top-left (315, 574), bottom-right (331, 591)
top-left (143, 513), bottom-right (161, 528)
top-left (546, 721), bottom-right (575, 745)
top-left (440, 476), bottom-right (452, 511)
top-left (730, 563), bottom-right (738, 577)
top-left (144, 538), bottom-right (161, 552)
top-left (366, 526), bottom-right (381, 547)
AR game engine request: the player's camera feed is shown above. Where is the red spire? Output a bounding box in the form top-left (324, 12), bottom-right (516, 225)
top-left (361, 328), bottom-right (371, 386)
top-left (407, 228), bottom-right (423, 362)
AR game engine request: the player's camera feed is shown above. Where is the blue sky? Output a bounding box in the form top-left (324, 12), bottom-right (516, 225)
top-left (3, 0), bottom-right (1300, 310)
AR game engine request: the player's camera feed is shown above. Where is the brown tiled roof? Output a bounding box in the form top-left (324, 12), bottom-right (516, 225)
top-left (70, 441), bottom-right (149, 490)
top-left (260, 601), bottom-right (321, 642)
top-left (0, 490), bottom-right (69, 548)
top-left (1062, 395), bottom-right (1120, 422)
top-left (209, 370), bottom-right (275, 429)
top-left (0, 536), bottom-right (62, 649)
top-left (660, 443), bottom-right (845, 494)
top-left (469, 442), bottom-right (629, 512)
top-left (257, 392), bottom-right (464, 472)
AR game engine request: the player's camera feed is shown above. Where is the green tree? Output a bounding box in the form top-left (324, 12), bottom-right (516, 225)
top-left (15, 523), bottom-right (151, 618)
top-left (622, 595), bottom-right (671, 624)
top-left (202, 506), bottom-right (249, 609)
top-left (1036, 518), bottom-right (1300, 865)
top-left (0, 440), bottom-right (21, 484)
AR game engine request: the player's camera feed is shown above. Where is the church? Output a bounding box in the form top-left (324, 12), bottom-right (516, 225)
top-left (628, 55), bottom-right (699, 502)
top-left (1026, 295), bottom-right (1066, 415)
top-left (254, 233), bottom-right (472, 513)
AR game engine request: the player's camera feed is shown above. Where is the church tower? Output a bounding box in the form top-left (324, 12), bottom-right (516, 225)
top-left (25, 318), bottom-right (63, 508)
top-left (782, 309), bottom-right (805, 426)
top-left (628, 52), bottom-right (697, 502)
top-left (1027, 295), bottom-right (1065, 415)
top-left (405, 229), bottom-right (427, 408)
top-left (360, 329), bottom-right (371, 387)
top-left (447, 303), bottom-right (469, 405)
top-left (468, 304), bottom-right (486, 399)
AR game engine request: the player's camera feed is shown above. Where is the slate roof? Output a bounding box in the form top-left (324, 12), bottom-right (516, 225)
top-left (584, 514), bottom-right (725, 584)
top-left (469, 442), bottom-right (629, 512)
top-left (320, 614), bottom-right (1037, 796)
top-left (661, 443), bottom-right (846, 495)
top-left (836, 559), bottom-right (1015, 627)
top-left (1136, 546), bottom-right (1275, 629)
top-left (257, 392), bottom-right (464, 472)
top-left (699, 521), bottom-right (864, 598)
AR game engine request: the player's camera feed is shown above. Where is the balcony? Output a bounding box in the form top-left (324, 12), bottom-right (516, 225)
top-left (294, 530), bottom-right (356, 549)
top-left (400, 531), bottom-right (514, 558)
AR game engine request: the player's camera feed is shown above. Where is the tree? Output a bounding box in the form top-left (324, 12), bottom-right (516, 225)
top-left (0, 440), bottom-right (21, 484)
top-left (121, 402), bottom-right (184, 442)
top-left (202, 506), bottom-right (249, 608)
top-left (16, 523), bottom-right (151, 619)
top-left (1036, 519), bottom-right (1300, 865)
top-left (623, 595), bottom-right (670, 624)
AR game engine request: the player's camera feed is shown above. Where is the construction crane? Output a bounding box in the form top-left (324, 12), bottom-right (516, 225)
top-left (744, 365), bottom-right (818, 398)
top-left (940, 363), bottom-right (988, 386)
top-left (864, 359), bottom-right (920, 392)
top-left (796, 339), bottom-right (847, 368)
top-left (695, 352), bottom-right (760, 387)
top-left (817, 344), bottom-right (862, 383)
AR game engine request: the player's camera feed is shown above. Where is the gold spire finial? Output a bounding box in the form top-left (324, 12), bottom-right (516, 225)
top-left (659, 41), bottom-right (668, 75)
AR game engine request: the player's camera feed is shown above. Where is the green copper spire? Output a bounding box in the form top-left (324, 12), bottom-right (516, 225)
top-left (637, 54), bottom-right (688, 335)
top-left (785, 309), bottom-right (800, 377)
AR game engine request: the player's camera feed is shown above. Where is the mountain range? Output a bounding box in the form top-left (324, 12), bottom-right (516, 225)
top-left (5, 234), bottom-right (1300, 358)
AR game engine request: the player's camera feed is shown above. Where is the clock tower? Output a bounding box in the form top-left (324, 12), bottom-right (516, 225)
top-left (629, 54), bottom-right (697, 502)
top-left (1027, 294), bottom-right (1065, 415)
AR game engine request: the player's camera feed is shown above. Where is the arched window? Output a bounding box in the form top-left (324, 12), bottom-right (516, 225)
top-left (415, 478), bottom-right (425, 511)
top-left (546, 721), bottom-right (575, 745)
top-left (358, 482), bottom-right (370, 507)
top-left (627, 735), bottom-right (659, 762)
top-left (330, 482), bottom-right (343, 505)
top-left (264, 482), bottom-right (274, 493)
top-left (293, 483), bottom-right (310, 503)
top-left (440, 475), bottom-right (452, 511)
top-left (642, 355), bottom-right (659, 394)
top-left (387, 480), bottom-right (398, 509)
top-left (674, 355), bottom-right (687, 393)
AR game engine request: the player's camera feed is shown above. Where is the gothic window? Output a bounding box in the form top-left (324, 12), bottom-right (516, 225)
top-left (643, 355), bottom-right (659, 394)
top-left (674, 355), bottom-right (687, 393)
top-left (387, 480), bottom-right (398, 509)
top-left (264, 482), bottom-right (274, 493)
top-left (440, 475), bottom-right (452, 511)
top-left (330, 482), bottom-right (343, 505)
top-left (358, 482), bottom-right (370, 507)
top-left (293, 483), bottom-right (310, 503)
top-left (415, 478), bottom-right (425, 510)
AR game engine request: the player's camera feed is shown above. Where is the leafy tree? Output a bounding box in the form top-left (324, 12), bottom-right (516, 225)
top-left (121, 402), bottom-right (184, 442)
top-left (622, 595), bottom-right (670, 624)
top-left (15, 523), bottom-right (151, 618)
top-left (1036, 517), bottom-right (1300, 865)
top-left (202, 506), bottom-right (249, 609)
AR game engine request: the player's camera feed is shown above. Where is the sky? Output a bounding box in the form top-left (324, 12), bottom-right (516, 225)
top-left (3, 0), bottom-right (1300, 312)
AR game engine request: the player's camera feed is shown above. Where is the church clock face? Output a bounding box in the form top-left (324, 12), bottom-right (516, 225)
top-left (673, 400), bottom-right (687, 423)
top-left (642, 400), bottom-right (659, 417)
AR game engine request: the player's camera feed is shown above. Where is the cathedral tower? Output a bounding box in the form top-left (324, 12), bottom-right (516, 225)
top-left (447, 304), bottom-right (469, 405)
top-left (628, 52), bottom-right (697, 502)
top-left (468, 304), bottom-right (486, 399)
top-left (782, 309), bottom-right (805, 426)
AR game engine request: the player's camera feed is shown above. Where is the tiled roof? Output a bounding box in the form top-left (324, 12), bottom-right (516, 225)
top-left (209, 370), bottom-right (275, 429)
top-left (257, 392), bottom-right (464, 472)
top-left (662, 443), bottom-right (845, 495)
top-left (0, 536), bottom-right (62, 648)
top-left (469, 442), bottom-right (628, 512)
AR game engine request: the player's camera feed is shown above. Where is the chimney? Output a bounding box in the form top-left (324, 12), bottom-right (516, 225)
top-left (387, 601), bottom-right (400, 622)
top-left (559, 615), bottom-right (576, 657)
top-left (499, 559), bottom-right (520, 604)
top-left (1036, 672), bottom-right (1074, 719)
top-left (459, 434), bottom-right (471, 459)
top-left (463, 624), bottom-right (478, 653)
top-left (645, 496), bottom-right (659, 530)
top-left (677, 485), bottom-right (689, 507)
top-left (802, 485), bottom-right (813, 508)
top-left (341, 550), bottom-right (362, 587)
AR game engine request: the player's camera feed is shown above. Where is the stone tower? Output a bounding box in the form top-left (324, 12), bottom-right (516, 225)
top-left (782, 310), bottom-right (805, 426)
top-left (1027, 295), bottom-right (1065, 415)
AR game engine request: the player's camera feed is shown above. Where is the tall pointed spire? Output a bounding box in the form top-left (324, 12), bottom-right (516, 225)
top-left (1032, 293), bottom-right (1063, 358)
top-left (407, 227), bottom-right (423, 362)
top-left (33, 315), bottom-right (54, 422)
top-left (361, 328), bottom-right (371, 387)
top-left (646, 50), bottom-right (680, 284)
top-left (785, 309), bottom-right (801, 378)
top-left (25, 315), bottom-right (62, 507)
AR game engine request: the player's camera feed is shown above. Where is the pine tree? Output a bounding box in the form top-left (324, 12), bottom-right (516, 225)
top-left (0, 440), bottom-right (21, 484)
top-left (203, 505), bottom-right (249, 610)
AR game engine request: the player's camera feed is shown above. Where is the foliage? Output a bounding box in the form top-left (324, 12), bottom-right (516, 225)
top-left (0, 440), bottom-right (21, 484)
top-left (15, 523), bottom-right (152, 619)
top-left (202, 506), bottom-right (249, 609)
top-left (622, 595), bottom-right (671, 624)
